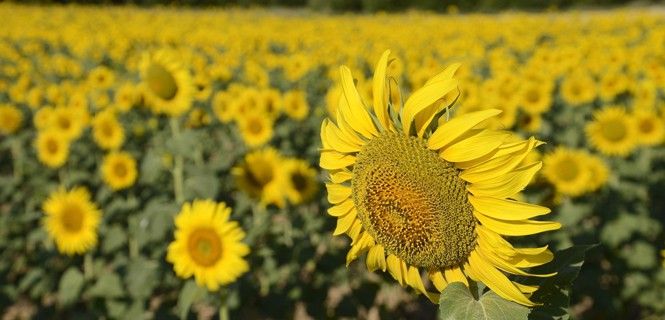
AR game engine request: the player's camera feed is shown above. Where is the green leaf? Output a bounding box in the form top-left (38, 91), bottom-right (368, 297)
top-left (58, 267), bottom-right (85, 307)
top-left (438, 282), bottom-right (530, 320)
top-left (125, 258), bottom-right (159, 299)
top-left (177, 280), bottom-right (206, 320)
top-left (183, 173), bottom-right (220, 200)
top-left (526, 245), bottom-right (596, 320)
top-left (102, 224), bottom-right (127, 254)
top-left (87, 272), bottom-right (125, 299)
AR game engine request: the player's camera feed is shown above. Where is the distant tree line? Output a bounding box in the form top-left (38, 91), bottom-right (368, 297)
top-left (8, 0), bottom-right (663, 12)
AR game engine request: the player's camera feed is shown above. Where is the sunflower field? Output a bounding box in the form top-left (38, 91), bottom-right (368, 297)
top-left (1, 3), bottom-right (665, 320)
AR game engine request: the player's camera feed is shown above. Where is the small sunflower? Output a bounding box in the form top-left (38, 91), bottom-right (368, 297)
top-left (560, 72), bottom-right (596, 106)
top-left (283, 90), bottom-right (309, 121)
top-left (166, 200), bottom-right (250, 291)
top-left (283, 159), bottom-right (318, 205)
top-left (49, 106), bottom-right (86, 141)
top-left (92, 111), bottom-right (125, 150)
top-left (232, 148), bottom-right (284, 207)
top-left (42, 187), bottom-right (101, 255)
top-left (35, 129), bottom-right (70, 168)
top-left (211, 92), bottom-right (235, 123)
top-left (632, 110), bottom-right (665, 146)
top-left (585, 106), bottom-right (638, 157)
top-left (101, 151), bottom-right (138, 190)
top-left (260, 89), bottom-right (282, 120)
top-left (114, 83), bottom-right (139, 113)
top-left (519, 83), bottom-right (552, 114)
top-left (542, 148), bottom-right (592, 197)
top-left (0, 104), bottom-right (23, 135)
top-left (140, 50), bottom-right (193, 117)
top-left (320, 50), bottom-right (559, 305)
top-left (238, 113), bottom-right (274, 148)
top-left (33, 106), bottom-right (54, 130)
top-left (88, 66), bottom-right (115, 89)
top-left (584, 152), bottom-right (609, 193)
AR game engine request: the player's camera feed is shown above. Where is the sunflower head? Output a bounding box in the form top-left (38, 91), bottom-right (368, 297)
top-left (42, 187), bottom-right (101, 255)
top-left (35, 129), bottom-right (70, 168)
top-left (140, 50), bottom-right (193, 117)
top-left (101, 151), bottom-right (138, 191)
top-left (283, 159), bottom-right (318, 205)
top-left (166, 200), bottom-right (250, 291)
top-left (0, 104), bottom-right (23, 135)
top-left (632, 110), bottom-right (665, 146)
top-left (232, 148), bottom-right (285, 207)
top-left (320, 50), bottom-right (560, 306)
top-left (92, 110), bottom-right (125, 150)
top-left (585, 106), bottom-right (638, 157)
top-left (283, 90), bottom-right (309, 121)
top-left (238, 113), bottom-right (274, 148)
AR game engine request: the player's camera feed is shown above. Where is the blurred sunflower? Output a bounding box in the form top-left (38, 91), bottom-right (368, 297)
top-left (560, 72), bottom-right (596, 106)
top-left (0, 104), bottom-right (23, 135)
top-left (114, 83), bottom-right (139, 113)
top-left (211, 91), bottom-right (235, 123)
top-left (519, 83), bottom-right (552, 114)
top-left (49, 106), bottom-right (86, 141)
top-left (42, 187), bottom-right (101, 255)
top-left (35, 129), bottom-right (70, 168)
top-left (101, 151), bottom-right (138, 190)
top-left (584, 153), bottom-right (609, 193)
top-left (88, 66), bottom-right (115, 89)
top-left (283, 90), bottom-right (309, 121)
top-left (232, 148), bottom-right (284, 207)
top-left (185, 108), bottom-right (211, 129)
top-left (166, 200), bottom-right (249, 291)
top-left (33, 106), bottom-right (54, 130)
top-left (585, 106), bottom-right (637, 157)
top-left (260, 89), bottom-right (282, 120)
top-left (283, 159), bottom-right (318, 205)
top-left (140, 50), bottom-right (193, 117)
top-left (542, 148), bottom-right (592, 197)
top-left (321, 50), bottom-right (559, 305)
top-left (632, 110), bottom-right (664, 146)
top-left (238, 113), bottom-right (273, 148)
top-left (92, 111), bottom-right (125, 150)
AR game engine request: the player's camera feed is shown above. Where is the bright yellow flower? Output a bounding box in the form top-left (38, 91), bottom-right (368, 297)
top-left (92, 111), bottom-right (125, 150)
top-left (101, 151), bottom-right (138, 190)
top-left (238, 113), bottom-right (273, 148)
top-left (632, 110), bottom-right (665, 146)
top-left (282, 159), bottom-right (318, 205)
top-left (140, 50), bottom-right (193, 117)
top-left (232, 148), bottom-right (285, 208)
top-left (321, 50), bottom-right (559, 306)
top-left (283, 90), bottom-right (309, 121)
top-left (0, 104), bottom-right (23, 135)
top-left (166, 200), bottom-right (249, 291)
top-left (35, 129), bottom-right (70, 168)
top-left (586, 106), bottom-right (638, 157)
top-left (42, 187), bottom-right (101, 255)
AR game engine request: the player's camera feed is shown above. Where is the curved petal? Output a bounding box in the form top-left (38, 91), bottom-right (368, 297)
top-left (467, 250), bottom-right (536, 306)
top-left (460, 137), bottom-right (538, 183)
top-left (324, 119), bottom-right (362, 153)
top-left (428, 109), bottom-right (502, 150)
top-left (333, 209), bottom-right (357, 235)
top-left (467, 162), bottom-right (542, 198)
top-left (326, 183), bottom-right (351, 204)
top-left (402, 77), bottom-right (458, 136)
top-left (373, 50), bottom-right (393, 131)
top-left (444, 267), bottom-right (469, 287)
top-left (327, 198), bottom-right (354, 217)
top-left (366, 244), bottom-right (387, 272)
top-left (468, 195), bottom-right (551, 221)
top-left (339, 66), bottom-right (378, 138)
top-left (320, 151), bottom-right (355, 170)
top-left (475, 211), bottom-right (561, 236)
top-left (346, 232), bottom-right (374, 266)
top-left (330, 170), bottom-right (353, 184)
top-left (428, 270), bottom-right (448, 292)
top-left (440, 130), bottom-right (510, 163)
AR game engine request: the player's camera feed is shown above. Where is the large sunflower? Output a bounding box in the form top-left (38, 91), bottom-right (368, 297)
top-left (166, 200), bottom-right (250, 291)
top-left (42, 187), bottom-right (101, 255)
top-left (139, 50), bottom-right (193, 117)
top-left (320, 50), bottom-right (560, 306)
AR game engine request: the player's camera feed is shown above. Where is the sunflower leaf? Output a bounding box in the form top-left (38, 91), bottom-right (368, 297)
top-left (58, 267), bottom-right (85, 307)
top-left (177, 280), bottom-right (206, 320)
top-left (526, 244), bottom-right (596, 320)
top-left (438, 282), bottom-right (530, 320)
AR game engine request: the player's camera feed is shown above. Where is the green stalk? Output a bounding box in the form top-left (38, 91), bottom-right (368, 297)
top-left (169, 118), bottom-right (185, 205)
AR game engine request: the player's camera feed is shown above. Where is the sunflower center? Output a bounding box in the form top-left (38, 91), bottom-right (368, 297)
top-left (248, 118), bottom-right (263, 135)
top-left (58, 117), bottom-right (71, 130)
top-left (61, 203), bottom-right (84, 232)
top-left (46, 138), bottom-right (59, 154)
top-left (556, 157), bottom-right (579, 181)
top-left (638, 119), bottom-right (654, 133)
top-left (187, 228), bottom-right (222, 267)
top-left (146, 63), bottom-right (178, 100)
top-left (352, 132), bottom-right (476, 269)
top-left (601, 119), bottom-right (626, 142)
top-left (291, 172), bottom-right (308, 192)
top-left (113, 162), bottom-right (128, 178)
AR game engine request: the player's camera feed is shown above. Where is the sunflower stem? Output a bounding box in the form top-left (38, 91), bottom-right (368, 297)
top-left (169, 118), bottom-right (185, 205)
top-left (219, 292), bottom-right (229, 320)
top-left (83, 253), bottom-right (93, 280)
top-left (468, 280), bottom-right (480, 300)
top-left (10, 138), bottom-right (22, 182)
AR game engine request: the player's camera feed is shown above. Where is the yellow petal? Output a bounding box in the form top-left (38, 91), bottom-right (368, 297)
top-left (386, 254), bottom-right (407, 286)
top-left (332, 209), bottom-right (357, 235)
top-left (440, 130), bottom-right (511, 163)
top-left (444, 267), bottom-right (469, 287)
top-left (339, 66), bottom-right (378, 138)
top-left (510, 249), bottom-right (554, 269)
top-left (467, 250), bottom-right (536, 306)
top-left (460, 137), bottom-right (538, 183)
top-left (428, 109), bottom-right (502, 150)
top-left (402, 77), bottom-right (458, 135)
top-left (335, 107), bottom-right (367, 147)
top-left (415, 90), bottom-right (459, 138)
top-left (372, 50), bottom-right (392, 131)
top-left (477, 234), bottom-right (555, 278)
top-left (428, 270), bottom-right (448, 292)
top-left (320, 151), bottom-right (355, 170)
top-left (327, 198), bottom-right (354, 217)
top-left (475, 212), bottom-right (561, 236)
top-left (347, 219), bottom-right (363, 244)
top-left (346, 232), bottom-right (374, 266)
top-left (366, 244), bottom-right (387, 272)
top-left (406, 266), bottom-right (440, 303)
top-left (323, 119), bottom-right (362, 153)
top-left (425, 62), bottom-right (462, 85)
top-left (468, 195), bottom-right (550, 221)
top-left (467, 162), bottom-right (541, 199)
top-left (514, 282), bottom-right (539, 296)
top-left (326, 183), bottom-right (351, 204)
top-left (330, 170), bottom-right (353, 184)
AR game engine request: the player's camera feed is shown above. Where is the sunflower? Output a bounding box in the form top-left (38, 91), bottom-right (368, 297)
top-left (519, 83), bottom-right (552, 114)
top-left (283, 159), bottom-right (318, 205)
top-left (166, 200), bottom-right (249, 291)
top-left (92, 111), bottom-right (125, 150)
top-left (238, 113), bottom-right (273, 148)
top-left (0, 104), bottom-right (23, 135)
top-left (260, 89), bottom-right (282, 120)
top-left (33, 106), bottom-right (54, 130)
top-left (140, 50), bottom-right (193, 117)
top-left (211, 91), bottom-right (235, 123)
top-left (35, 129), bottom-right (70, 168)
top-left (114, 83), bottom-right (139, 113)
top-left (101, 151), bottom-right (138, 190)
top-left (232, 148), bottom-right (285, 207)
top-left (584, 152), bottom-right (609, 193)
top-left (88, 66), bottom-right (115, 89)
top-left (560, 72), bottom-right (596, 106)
top-left (585, 106), bottom-right (638, 157)
top-left (42, 187), bottom-right (101, 255)
top-left (632, 110), bottom-right (665, 146)
top-left (283, 90), bottom-right (309, 121)
top-left (49, 106), bottom-right (86, 141)
top-left (320, 50), bottom-right (559, 306)
top-left (542, 148), bottom-right (592, 197)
